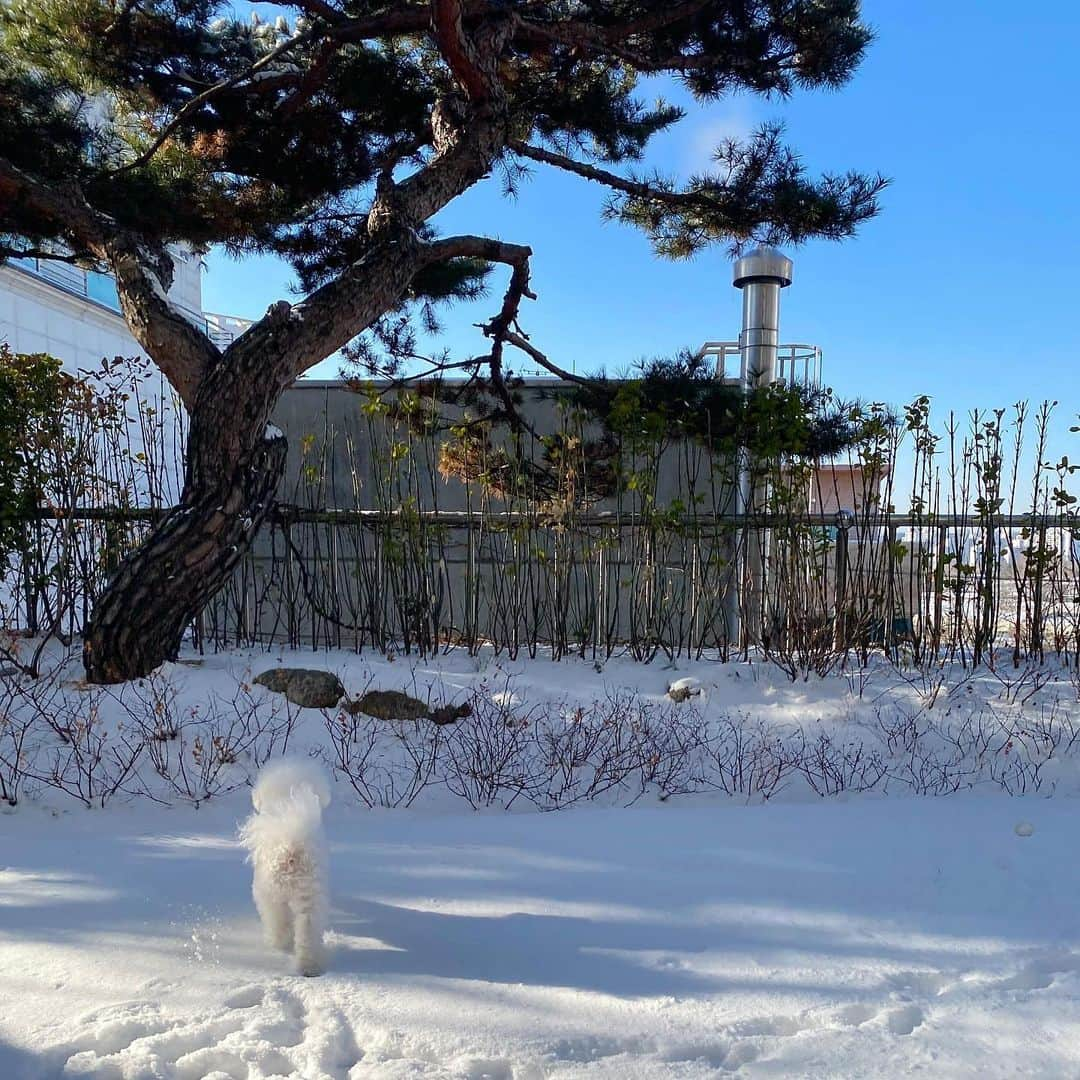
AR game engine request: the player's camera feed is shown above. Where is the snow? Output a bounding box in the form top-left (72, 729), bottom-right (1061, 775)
top-left (665, 678), bottom-right (699, 695)
top-left (264, 424), bottom-right (284, 441)
top-left (2, 647), bottom-right (1080, 1077)
top-left (135, 251), bottom-right (175, 309)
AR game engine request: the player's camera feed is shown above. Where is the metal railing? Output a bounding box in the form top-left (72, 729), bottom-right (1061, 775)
top-left (6, 505), bottom-right (1080, 668)
top-left (698, 340), bottom-right (822, 387)
top-left (205, 311), bottom-right (253, 349)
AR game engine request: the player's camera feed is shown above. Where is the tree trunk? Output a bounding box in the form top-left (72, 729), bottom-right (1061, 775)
top-left (82, 372), bottom-right (289, 684)
top-left (79, 105), bottom-right (506, 685)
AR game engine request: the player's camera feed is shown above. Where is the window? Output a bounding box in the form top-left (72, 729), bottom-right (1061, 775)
top-left (86, 271), bottom-right (121, 311)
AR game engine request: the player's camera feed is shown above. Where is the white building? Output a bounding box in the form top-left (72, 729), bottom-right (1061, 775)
top-left (0, 248), bottom-right (251, 509)
top-left (0, 247), bottom-right (249, 373)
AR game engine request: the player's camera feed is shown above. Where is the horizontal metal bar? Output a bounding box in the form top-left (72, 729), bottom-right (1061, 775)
top-left (21, 507), bottom-right (1080, 530)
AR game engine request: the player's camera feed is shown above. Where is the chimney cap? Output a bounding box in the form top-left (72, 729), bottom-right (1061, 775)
top-left (732, 245), bottom-right (793, 289)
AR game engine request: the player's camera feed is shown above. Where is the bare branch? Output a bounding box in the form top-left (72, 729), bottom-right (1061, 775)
top-left (418, 232), bottom-right (586, 432)
top-left (440, 234), bottom-right (534, 432)
top-left (0, 246), bottom-right (85, 265)
top-left (423, 234), bottom-right (531, 267)
top-left (504, 329), bottom-right (593, 389)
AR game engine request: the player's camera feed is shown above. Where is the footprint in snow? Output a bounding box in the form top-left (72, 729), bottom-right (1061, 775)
top-left (62, 983), bottom-right (362, 1080)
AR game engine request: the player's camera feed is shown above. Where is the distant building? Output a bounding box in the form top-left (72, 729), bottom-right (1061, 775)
top-left (0, 247), bottom-right (250, 505)
top-left (0, 246), bottom-right (249, 374)
top-left (808, 461), bottom-right (890, 516)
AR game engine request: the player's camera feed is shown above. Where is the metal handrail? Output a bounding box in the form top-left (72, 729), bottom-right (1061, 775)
top-left (698, 340), bottom-right (822, 387)
top-left (20, 506), bottom-right (1080, 531)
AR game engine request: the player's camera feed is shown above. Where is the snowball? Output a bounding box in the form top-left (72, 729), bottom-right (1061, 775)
top-left (1014, 822), bottom-right (1035, 838)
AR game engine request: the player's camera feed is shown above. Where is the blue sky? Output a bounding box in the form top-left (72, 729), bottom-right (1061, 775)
top-left (203, 0), bottom-right (1080, 477)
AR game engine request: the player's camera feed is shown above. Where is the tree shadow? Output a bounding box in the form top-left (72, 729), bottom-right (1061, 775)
top-left (323, 888), bottom-right (1048, 1000)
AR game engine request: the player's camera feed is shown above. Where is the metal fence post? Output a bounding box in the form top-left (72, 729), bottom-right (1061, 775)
top-left (833, 510), bottom-right (852, 650)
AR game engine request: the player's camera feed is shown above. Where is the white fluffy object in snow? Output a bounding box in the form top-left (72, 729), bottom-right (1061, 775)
top-left (667, 676), bottom-right (703, 701)
top-left (239, 759), bottom-right (332, 977)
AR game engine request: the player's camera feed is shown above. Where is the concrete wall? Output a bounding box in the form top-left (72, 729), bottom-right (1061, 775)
top-left (270, 379), bottom-right (738, 514)
top-left (203, 379), bottom-right (743, 648)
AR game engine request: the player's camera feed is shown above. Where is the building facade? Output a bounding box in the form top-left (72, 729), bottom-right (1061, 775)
top-left (0, 247), bottom-right (252, 509)
top-left (0, 247), bottom-right (248, 373)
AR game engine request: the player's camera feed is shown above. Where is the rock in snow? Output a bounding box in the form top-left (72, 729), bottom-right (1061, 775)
top-left (253, 667), bottom-right (345, 708)
top-left (667, 676), bottom-right (703, 703)
top-left (347, 688), bottom-right (470, 725)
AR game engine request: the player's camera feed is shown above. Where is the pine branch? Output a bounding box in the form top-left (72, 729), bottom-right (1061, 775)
top-left (109, 27), bottom-right (320, 176)
top-left (293, 0), bottom-right (346, 24)
top-left (431, 0), bottom-right (491, 103)
top-left (0, 157), bottom-right (217, 405)
top-left (508, 139), bottom-right (700, 207)
top-left (426, 233), bottom-right (536, 432)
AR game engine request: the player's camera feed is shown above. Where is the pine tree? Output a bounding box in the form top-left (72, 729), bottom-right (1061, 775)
top-left (0, 0), bottom-right (886, 683)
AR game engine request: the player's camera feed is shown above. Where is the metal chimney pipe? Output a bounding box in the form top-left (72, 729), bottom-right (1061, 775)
top-left (727, 246), bottom-right (793, 648)
top-left (733, 245), bottom-right (793, 388)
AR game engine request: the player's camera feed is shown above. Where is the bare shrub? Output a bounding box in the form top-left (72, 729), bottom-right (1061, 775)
top-left (323, 710), bottom-right (381, 807)
top-left (112, 673), bottom-right (301, 805)
top-left (31, 685), bottom-right (146, 808)
top-left (0, 671), bottom-right (42, 805)
top-left (323, 709), bottom-right (441, 809)
top-left (628, 700), bottom-right (711, 802)
top-left (887, 752), bottom-right (962, 796)
top-left (705, 715), bottom-right (796, 800)
top-left (875, 706), bottom-right (925, 758)
top-left (797, 732), bottom-right (888, 796)
top-left (531, 695), bottom-right (647, 808)
top-left (441, 692), bottom-right (537, 809)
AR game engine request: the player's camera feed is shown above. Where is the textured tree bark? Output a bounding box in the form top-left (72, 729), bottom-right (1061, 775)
top-left (80, 233), bottom-right (473, 683)
top-left (82, 367), bottom-right (289, 684)
top-left (60, 16), bottom-right (511, 683)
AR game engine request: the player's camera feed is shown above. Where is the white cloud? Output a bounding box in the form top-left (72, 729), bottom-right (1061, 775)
top-left (682, 100), bottom-right (759, 176)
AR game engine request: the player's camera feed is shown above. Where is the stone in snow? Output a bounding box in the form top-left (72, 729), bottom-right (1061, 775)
top-left (345, 689), bottom-right (470, 726)
top-left (253, 668), bottom-right (345, 709)
top-left (667, 677), bottom-right (703, 703)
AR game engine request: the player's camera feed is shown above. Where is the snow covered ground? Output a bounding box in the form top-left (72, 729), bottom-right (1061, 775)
top-left (2, 647), bottom-right (1080, 1077)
